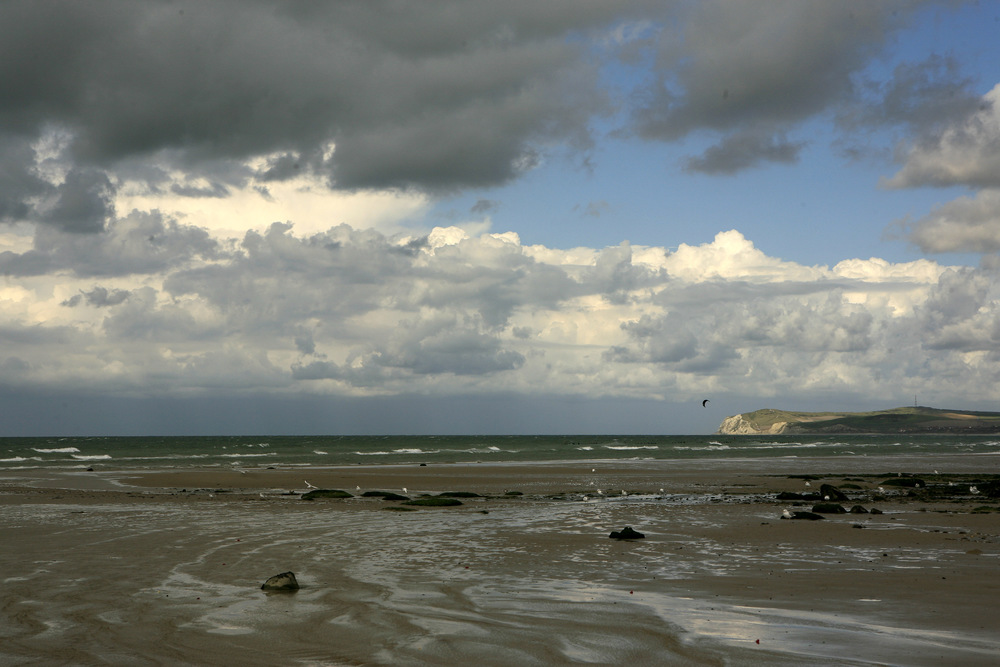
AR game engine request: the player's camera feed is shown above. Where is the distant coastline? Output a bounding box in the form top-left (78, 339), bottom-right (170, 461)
top-left (717, 406), bottom-right (1000, 435)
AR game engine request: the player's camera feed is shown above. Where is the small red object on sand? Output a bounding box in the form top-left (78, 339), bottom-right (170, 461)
top-left (755, 639), bottom-right (760, 645)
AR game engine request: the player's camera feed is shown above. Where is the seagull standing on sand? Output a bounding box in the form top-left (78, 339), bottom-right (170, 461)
top-left (305, 481), bottom-right (318, 489)
top-left (402, 487), bottom-right (408, 494)
top-left (782, 509), bottom-right (793, 519)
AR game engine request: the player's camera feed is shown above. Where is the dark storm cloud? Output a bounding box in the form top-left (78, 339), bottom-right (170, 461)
top-left (41, 168), bottom-right (116, 233)
top-left (0, 136), bottom-right (51, 222)
top-left (61, 286), bottom-right (131, 308)
top-left (0, 0), bottom-right (977, 231)
top-left (840, 55), bottom-right (981, 137)
top-left (630, 0), bottom-right (929, 172)
top-left (682, 131), bottom-right (805, 174)
top-left (0, 0), bottom-right (635, 201)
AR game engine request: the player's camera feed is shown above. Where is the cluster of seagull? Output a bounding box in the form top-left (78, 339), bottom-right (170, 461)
top-left (242, 466), bottom-right (986, 501)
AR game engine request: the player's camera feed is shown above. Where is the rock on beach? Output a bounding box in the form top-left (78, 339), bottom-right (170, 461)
top-left (261, 571), bottom-right (300, 591)
top-left (609, 526), bottom-right (645, 539)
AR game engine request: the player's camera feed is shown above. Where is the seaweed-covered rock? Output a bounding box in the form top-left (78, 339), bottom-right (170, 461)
top-left (403, 496), bottom-right (463, 507)
top-left (812, 503), bottom-right (847, 514)
top-left (820, 484), bottom-right (849, 501)
top-left (261, 571), bottom-right (299, 591)
top-left (609, 526), bottom-right (645, 540)
top-left (849, 505), bottom-right (869, 514)
top-left (302, 489), bottom-right (353, 500)
top-left (782, 511), bottom-right (825, 520)
top-left (980, 481), bottom-right (1000, 498)
top-left (362, 491), bottom-right (409, 501)
top-left (439, 491), bottom-right (481, 498)
top-left (881, 477), bottom-right (925, 488)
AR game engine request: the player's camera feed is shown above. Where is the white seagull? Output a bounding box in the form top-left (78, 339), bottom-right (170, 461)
top-left (970, 485), bottom-right (980, 495)
top-left (304, 481), bottom-right (318, 489)
top-left (782, 509), bottom-right (793, 519)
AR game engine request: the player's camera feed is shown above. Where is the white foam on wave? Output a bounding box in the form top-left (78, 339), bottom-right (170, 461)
top-left (314, 450), bottom-right (328, 455)
top-left (32, 447), bottom-right (81, 454)
top-left (71, 454), bottom-right (112, 461)
top-left (676, 444), bottom-right (732, 451)
top-left (457, 446), bottom-right (509, 454)
top-left (220, 453), bottom-right (276, 458)
top-left (604, 445), bottom-right (658, 451)
top-left (354, 448), bottom-right (440, 456)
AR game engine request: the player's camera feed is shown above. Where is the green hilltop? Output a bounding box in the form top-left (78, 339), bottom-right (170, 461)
top-left (717, 406), bottom-right (1000, 435)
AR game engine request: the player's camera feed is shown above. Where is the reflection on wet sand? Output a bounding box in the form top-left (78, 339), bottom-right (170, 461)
top-left (2, 457), bottom-right (999, 665)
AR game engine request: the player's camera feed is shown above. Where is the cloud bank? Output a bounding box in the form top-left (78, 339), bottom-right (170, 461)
top-left (3, 221), bottom-right (997, 417)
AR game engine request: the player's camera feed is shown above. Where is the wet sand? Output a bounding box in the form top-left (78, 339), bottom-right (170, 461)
top-left (2, 455), bottom-right (999, 665)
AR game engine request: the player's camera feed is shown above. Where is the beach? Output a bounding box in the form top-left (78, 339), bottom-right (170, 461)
top-left (3, 455), bottom-right (999, 666)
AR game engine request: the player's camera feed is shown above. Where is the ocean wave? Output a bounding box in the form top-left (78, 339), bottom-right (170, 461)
top-left (2, 456), bottom-right (41, 463)
top-left (114, 455), bottom-right (211, 461)
top-left (604, 445), bottom-right (658, 451)
top-left (219, 453), bottom-right (277, 458)
top-left (354, 449), bottom-right (441, 456)
top-left (31, 447), bottom-right (81, 454)
top-left (577, 446), bottom-right (594, 451)
top-left (742, 442), bottom-right (820, 449)
top-left (675, 445), bottom-right (732, 451)
top-left (71, 454), bottom-right (112, 460)
top-left (313, 450), bottom-right (328, 455)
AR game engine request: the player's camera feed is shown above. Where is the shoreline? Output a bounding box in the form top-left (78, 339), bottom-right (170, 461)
top-left (3, 455), bottom-right (999, 665)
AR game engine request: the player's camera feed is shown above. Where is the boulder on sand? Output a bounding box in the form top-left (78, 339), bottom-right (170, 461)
top-left (302, 489), bottom-right (353, 500)
top-left (819, 484), bottom-right (849, 501)
top-left (261, 571), bottom-right (299, 592)
top-left (609, 526), bottom-right (645, 540)
top-left (812, 503), bottom-right (848, 514)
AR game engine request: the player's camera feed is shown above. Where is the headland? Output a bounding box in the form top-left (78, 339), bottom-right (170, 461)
top-left (717, 406), bottom-right (1000, 435)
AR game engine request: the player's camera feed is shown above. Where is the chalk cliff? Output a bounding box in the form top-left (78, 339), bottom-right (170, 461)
top-left (716, 414), bottom-right (789, 435)
top-left (716, 406), bottom-right (1000, 434)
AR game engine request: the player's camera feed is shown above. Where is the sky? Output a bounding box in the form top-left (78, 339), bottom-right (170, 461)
top-left (2, 0), bottom-right (1000, 435)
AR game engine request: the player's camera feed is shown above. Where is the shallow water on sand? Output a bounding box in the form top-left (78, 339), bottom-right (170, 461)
top-left (3, 492), bottom-right (999, 666)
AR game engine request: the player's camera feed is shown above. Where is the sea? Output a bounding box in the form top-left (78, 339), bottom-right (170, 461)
top-left (3, 433), bottom-right (1000, 471)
